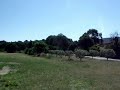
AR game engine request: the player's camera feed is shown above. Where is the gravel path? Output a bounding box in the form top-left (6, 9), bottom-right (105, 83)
top-left (86, 56), bottom-right (120, 61)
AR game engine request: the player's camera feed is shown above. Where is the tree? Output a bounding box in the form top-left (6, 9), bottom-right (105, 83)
top-left (99, 33), bottom-right (103, 44)
top-left (57, 50), bottom-right (65, 58)
top-left (0, 41), bottom-right (7, 51)
top-left (110, 32), bottom-right (120, 59)
top-left (65, 50), bottom-right (74, 60)
top-left (34, 41), bottom-right (48, 55)
top-left (104, 49), bottom-right (116, 60)
top-left (68, 41), bottom-right (78, 51)
top-left (46, 34), bottom-right (73, 50)
top-left (5, 42), bottom-right (17, 53)
top-left (78, 34), bottom-right (94, 51)
top-left (89, 50), bottom-right (99, 59)
top-left (16, 41), bottom-right (25, 51)
top-left (100, 48), bottom-right (106, 57)
top-left (75, 49), bottom-right (88, 61)
top-left (89, 45), bottom-right (100, 52)
top-left (87, 29), bottom-right (99, 44)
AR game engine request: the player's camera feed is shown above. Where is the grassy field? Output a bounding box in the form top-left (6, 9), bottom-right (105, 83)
top-left (0, 53), bottom-right (120, 90)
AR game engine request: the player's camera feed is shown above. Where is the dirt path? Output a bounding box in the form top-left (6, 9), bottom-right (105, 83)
top-left (85, 56), bottom-right (120, 61)
top-left (0, 66), bottom-right (11, 75)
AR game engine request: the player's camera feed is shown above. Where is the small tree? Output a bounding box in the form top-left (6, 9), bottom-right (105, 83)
top-left (65, 50), bottom-right (73, 60)
top-left (57, 50), bottom-right (65, 58)
top-left (105, 49), bottom-right (116, 60)
top-left (34, 41), bottom-right (48, 56)
top-left (28, 47), bottom-right (35, 55)
top-left (100, 48), bottom-right (106, 57)
top-left (75, 49), bottom-right (88, 61)
top-left (89, 50), bottom-right (99, 59)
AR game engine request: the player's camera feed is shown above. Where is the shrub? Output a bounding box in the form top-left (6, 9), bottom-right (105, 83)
top-left (89, 44), bottom-right (100, 51)
top-left (49, 50), bottom-right (55, 55)
top-left (28, 48), bottom-right (35, 55)
top-left (105, 49), bottom-right (116, 60)
top-left (5, 43), bottom-right (17, 53)
top-left (89, 50), bottom-right (99, 58)
top-left (75, 49), bottom-right (88, 61)
top-left (34, 41), bottom-right (48, 55)
top-left (65, 50), bottom-right (74, 60)
top-left (100, 48), bottom-right (106, 57)
top-left (24, 48), bottom-right (29, 54)
top-left (40, 53), bottom-right (46, 57)
top-left (57, 50), bottom-right (65, 58)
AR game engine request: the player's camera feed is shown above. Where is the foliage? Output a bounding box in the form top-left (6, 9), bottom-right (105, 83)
top-left (100, 48), bottom-right (106, 57)
top-left (27, 48), bottom-right (35, 55)
top-left (24, 48), bottom-right (29, 54)
top-left (5, 43), bottom-right (17, 53)
top-left (65, 50), bottom-right (74, 60)
top-left (89, 50), bottom-right (99, 58)
top-left (75, 49), bottom-right (88, 61)
top-left (89, 44), bottom-right (100, 52)
top-left (68, 41), bottom-right (78, 51)
top-left (104, 49), bottom-right (116, 60)
top-left (46, 33), bottom-right (73, 50)
top-left (57, 50), bottom-right (65, 58)
top-left (110, 32), bottom-right (120, 59)
top-left (33, 41), bottom-right (48, 54)
top-left (87, 29), bottom-right (99, 44)
top-left (78, 35), bottom-right (94, 51)
top-left (0, 41), bottom-right (7, 52)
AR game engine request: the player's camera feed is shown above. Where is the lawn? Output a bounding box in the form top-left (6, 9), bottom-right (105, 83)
top-left (0, 53), bottom-right (120, 90)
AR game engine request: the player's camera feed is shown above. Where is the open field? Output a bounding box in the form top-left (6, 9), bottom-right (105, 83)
top-left (0, 53), bottom-right (120, 90)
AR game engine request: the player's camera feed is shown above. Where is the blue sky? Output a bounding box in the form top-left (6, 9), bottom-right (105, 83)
top-left (0, 0), bottom-right (120, 41)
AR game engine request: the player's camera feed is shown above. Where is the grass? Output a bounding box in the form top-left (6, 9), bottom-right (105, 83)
top-left (0, 53), bottom-right (120, 90)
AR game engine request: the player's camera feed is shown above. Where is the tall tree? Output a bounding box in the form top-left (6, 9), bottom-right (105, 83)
top-left (78, 33), bottom-right (94, 51)
top-left (87, 29), bottom-right (99, 44)
top-left (46, 34), bottom-right (72, 50)
top-left (110, 32), bottom-right (120, 58)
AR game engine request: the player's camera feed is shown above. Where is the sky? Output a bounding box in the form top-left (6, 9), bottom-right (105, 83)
top-left (0, 0), bottom-right (120, 41)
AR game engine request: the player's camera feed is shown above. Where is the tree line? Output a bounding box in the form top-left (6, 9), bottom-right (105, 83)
top-left (0, 29), bottom-right (120, 59)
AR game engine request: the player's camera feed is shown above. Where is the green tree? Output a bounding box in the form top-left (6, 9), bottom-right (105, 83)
top-left (105, 49), bottom-right (116, 60)
top-left (65, 50), bottom-right (73, 60)
top-left (0, 40), bottom-right (7, 52)
top-left (78, 33), bottom-right (94, 50)
top-left (5, 42), bottom-right (17, 53)
top-left (89, 50), bottom-right (99, 59)
top-left (110, 32), bottom-right (120, 59)
top-left (87, 29), bottom-right (99, 44)
top-left (75, 49), bottom-right (88, 61)
top-left (34, 41), bottom-right (48, 55)
top-left (46, 34), bottom-right (73, 50)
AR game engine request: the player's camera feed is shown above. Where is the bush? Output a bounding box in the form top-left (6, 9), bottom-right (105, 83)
top-left (104, 49), bottom-right (116, 60)
top-left (89, 44), bottom-right (100, 51)
top-left (75, 49), bottom-right (88, 61)
top-left (5, 43), bottom-right (17, 53)
top-left (57, 50), bottom-right (65, 58)
top-left (100, 48), bottom-right (106, 57)
top-left (89, 50), bottom-right (99, 58)
top-left (24, 48), bottom-right (29, 54)
top-left (28, 48), bottom-right (35, 55)
top-left (40, 53), bottom-right (46, 57)
top-left (65, 50), bottom-right (74, 60)
top-left (34, 41), bottom-right (48, 54)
